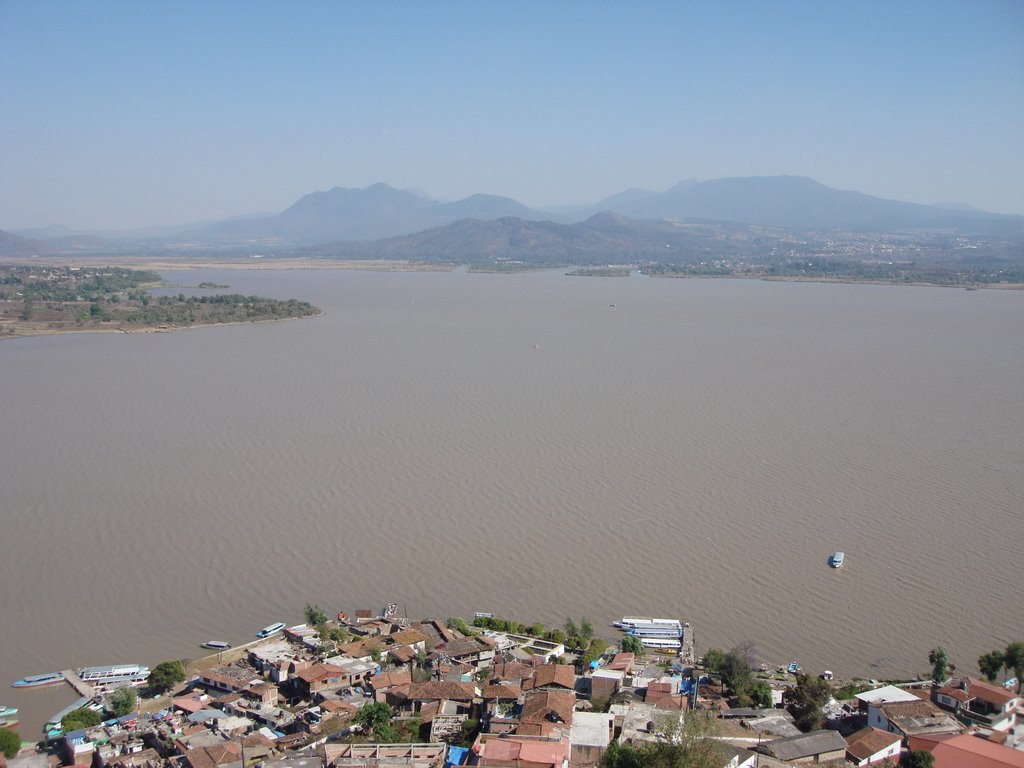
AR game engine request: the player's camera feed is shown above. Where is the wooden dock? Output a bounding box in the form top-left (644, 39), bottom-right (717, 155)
top-left (61, 669), bottom-right (95, 697)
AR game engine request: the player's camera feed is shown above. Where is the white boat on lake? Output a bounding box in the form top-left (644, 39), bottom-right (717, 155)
top-left (256, 622), bottom-right (285, 638)
top-left (829, 551), bottom-right (845, 568)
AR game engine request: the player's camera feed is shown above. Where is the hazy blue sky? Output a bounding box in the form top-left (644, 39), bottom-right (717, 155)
top-left (2, 0), bottom-right (1023, 229)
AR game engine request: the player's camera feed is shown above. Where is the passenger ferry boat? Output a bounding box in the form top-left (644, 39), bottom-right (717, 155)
top-left (638, 637), bottom-right (683, 651)
top-left (12, 671), bottom-right (64, 688)
top-left (256, 622), bottom-right (285, 638)
top-left (614, 616), bottom-right (682, 630)
top-left (77, 664), bottom-right (150, 690)
top-left (829, 551), bottom-right (845, 568)
top-left (627, 625), bottom-right (684, 638)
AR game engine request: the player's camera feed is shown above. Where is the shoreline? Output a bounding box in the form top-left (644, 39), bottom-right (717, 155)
top-left (0, 309), bottom-right (325, 341)
top-left (4, 257), bottom-right (1020, 289)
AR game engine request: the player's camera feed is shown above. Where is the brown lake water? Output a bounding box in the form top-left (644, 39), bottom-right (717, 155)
top-left (2, 269), bottom-right (1022, 734)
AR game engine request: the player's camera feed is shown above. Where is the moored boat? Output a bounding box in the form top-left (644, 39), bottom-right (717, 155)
top-left (256, 622), bottom-right (285, 638)
top-left (200, 641), bottom-right (231, 651)
top-left (0, 705), bottom-right (18, 727)
top-left (12, 671), bottom-right (64, 688)
top-left (77, 664), bottom-right (150, 690)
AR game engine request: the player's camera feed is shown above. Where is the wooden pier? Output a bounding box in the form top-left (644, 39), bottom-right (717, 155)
top-left (61, 669), bottom-right (95, 697)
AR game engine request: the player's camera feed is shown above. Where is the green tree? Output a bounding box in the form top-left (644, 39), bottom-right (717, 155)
top-left (1005, 642), bottom-right (1024, 692)
top-left (0, 727), bottom-right (20, 759)
top-left (580, 638), bottom-right (609, 669)
top-left (445, 617), bottom-right (471, 636)
top-left (372, 723), bottom-right (402, 743)
top-left (458, 718), bottom-right (480, 747)
top-left (599, 712), bottom-right (721, 768)
top-left (580, 618), bottom-right (595, 643)
top-left (304, 604), bottom-right (328, 626)
top-left (547, 629), bottom-right (566, 645)
top-left (62, 707), bottom-right (102, 731)
top-left (715, 646), bottom-right (754, 704)
top-left (148, 659), bottom-right (186, 693)
top-left (528, 623), bottom-right (545, 637)
top-left (109, 686), bottom-right (137, 716)
top-left (355, 701), bottom-right (392, 729)
top-left (929, 647), bottom-right (949, 684)
top-left (902, 750), bottom-right (935, 768)
top-left (702, 648), bottom-right (727, 673)
top-left (620, 635), bottom-right (644, 656)
top-left (784, 673), bottom-right (832, 732)
top-left (979, 650), bottom-right (1005, 683)
top-left (369, 643), bottom-right (382, 663)
top-left (564, 618), bottom-right (579, 639)
top-left (751, 680), bottom-right (773, 709)
top-left (600, 741), bottom-right (647, 768)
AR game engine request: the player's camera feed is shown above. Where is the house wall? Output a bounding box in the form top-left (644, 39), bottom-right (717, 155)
top-left (850, 742), bottom-right (901, 766)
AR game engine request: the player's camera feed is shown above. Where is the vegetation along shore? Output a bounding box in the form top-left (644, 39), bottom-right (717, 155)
top-left (0, 265), bottom-right (320, 339)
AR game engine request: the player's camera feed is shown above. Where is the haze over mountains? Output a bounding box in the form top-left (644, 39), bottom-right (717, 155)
top-left (3, 176), bottom-right (1022, 259)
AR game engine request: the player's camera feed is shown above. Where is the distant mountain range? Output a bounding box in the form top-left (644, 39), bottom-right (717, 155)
top-left (298, 212), bottom-right (766, 265)
top-left (2, 176), bottom-right (1022, 258)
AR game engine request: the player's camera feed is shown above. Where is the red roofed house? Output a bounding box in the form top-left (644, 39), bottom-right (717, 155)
top-left (519, 689), bottom-right (576, 737)
top-left (432, 635), bottom-right (497, 668)
top-left (294, 663), bottom-right (346, 698)
top-left (529, 664), bottom-right (575, 691)
top-left (845, 726), bottom-right (902, 766)
top-left (471, 733), bottom-right (570, 768)
top-left (929, 733), bottom-right (1024, 768)
top-left (933, 678), bottom-right (1021, 733)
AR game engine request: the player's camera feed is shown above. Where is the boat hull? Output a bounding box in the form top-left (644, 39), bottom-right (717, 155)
top-left (12, 673), bottom-right (64, 688)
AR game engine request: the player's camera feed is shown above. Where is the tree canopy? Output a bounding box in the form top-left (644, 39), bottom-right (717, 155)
top-left (108, 686), bottom-right (137, 716)
top-left (148, 659), bottom-right (186, 693)
top-left (599, 713), bottom-right (721, 768)
top-left (62, 707), bottom-right (102, 732)
top-left (902, 750), bottom-right (935, 768)
top-left (354, 702), bottom-right (393, 733)
top-left (784, 673), bottom-right (832, 732)
top-left (929, 647), bottom-right (949, 684)
top-left (1005, 642), bottom-right (1024, 692)
top-left (304, 604), bottom-right (328, 626)
top-left (979, 650), bottom-right (1005, 682)
top-left (0, 728), bottom-right (20, 759)
top-left (620, 634), bottom-right (644, 656)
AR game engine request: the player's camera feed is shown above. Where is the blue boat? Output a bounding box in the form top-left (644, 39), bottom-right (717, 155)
top-left (12, 671), bottom-right (64, 688)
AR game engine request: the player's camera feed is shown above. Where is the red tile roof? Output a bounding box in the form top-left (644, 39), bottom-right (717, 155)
top-left (520, 689), bottom-right (576, 731)
top-left (482, 682), bottom-right (522, 700)
top-left (931, 733), bottom-right (1024, 767)
top-left (296, 663), bottom-right (345, 684)
top-left (845, 726), bottom-right (901, 761)
top-left (405, 680), bottom-right (477, 701)
top-left (966, 678), bottom-right (1019, 708)
top-left (532, 664), bottom-right (575, 690)
top-left (370, 670), bottom-right (412, 689)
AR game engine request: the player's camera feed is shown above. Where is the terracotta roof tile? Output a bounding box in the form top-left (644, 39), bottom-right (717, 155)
top-left (845, 726), bottom-right (901, 760)
top-left (406, 680), bottom-right (477, 702)
top-left (532, 664), bottom-right (575, 690)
